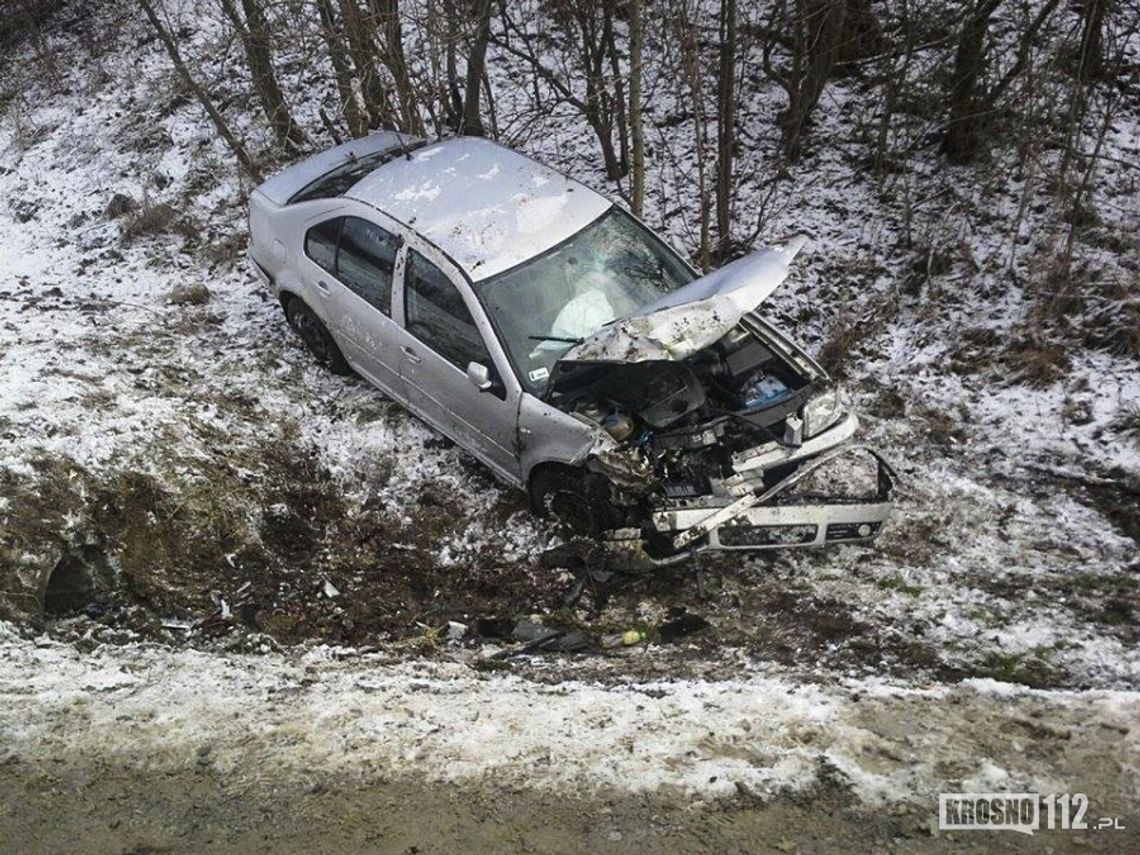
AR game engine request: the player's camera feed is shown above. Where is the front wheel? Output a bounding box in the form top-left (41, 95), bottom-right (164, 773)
top-left (284, 297), bottom-right (352, 375)
top-left (530, 467), bottom-right (619, 538)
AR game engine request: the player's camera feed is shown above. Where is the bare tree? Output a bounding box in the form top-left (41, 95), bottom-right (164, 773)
top-left (763, 0), bottom-right (848, 163)
top-left (337, 0), bottom-right (392, 128)
top-left (943, 0), bottom-right (1063, 164)
top-left (370, 0), bottom-right (424, 135)
top-left (495, 1), bottom-right (629, 180)
top-left (715, 0), bottom-right (737, 259)
top-left (628, 0), bottom-right (646, 216)
top-left (460, 0), bottom-right (494, 135)
top-left (218, 0), bottom-right (307, 152)
top-left (137, 0), bottom-right (263, 182)
top-left (1078, 0), bottom-right (1110, 80)
top-left (316, 0), bottom-right (368, 137)
top-left (671, 0), bottom-right (712, 269)
top-left (941, 0), bottom-right (1001, 164)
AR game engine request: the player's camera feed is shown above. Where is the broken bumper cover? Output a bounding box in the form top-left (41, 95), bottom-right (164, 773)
top-left (599, 445), bottom-right (897, 570)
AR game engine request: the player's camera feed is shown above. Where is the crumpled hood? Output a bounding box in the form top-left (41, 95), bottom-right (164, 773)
top-left (558, 236), bottom-right (808, 365)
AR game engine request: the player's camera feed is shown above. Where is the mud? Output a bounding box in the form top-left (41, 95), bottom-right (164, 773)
top-left (5, 761), bottom-right (1130, 855)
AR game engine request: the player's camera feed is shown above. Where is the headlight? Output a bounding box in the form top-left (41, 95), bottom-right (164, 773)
top-left (802, 389), bottom-right (844, 438)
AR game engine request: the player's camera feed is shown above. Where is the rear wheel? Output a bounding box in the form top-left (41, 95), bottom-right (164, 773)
top-left (530, 466), bottom-right (619, 538)
top-left (284, 297), bottom-right (352, 375)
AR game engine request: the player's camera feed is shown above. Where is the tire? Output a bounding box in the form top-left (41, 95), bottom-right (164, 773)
top-left (284, 297), bottom-right (352, 376)
top-left (530, 466), bottom-right (618, 538)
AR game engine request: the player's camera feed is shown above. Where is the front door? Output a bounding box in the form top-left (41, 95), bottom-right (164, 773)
top-left (394, 247), bottom-right (521, 484)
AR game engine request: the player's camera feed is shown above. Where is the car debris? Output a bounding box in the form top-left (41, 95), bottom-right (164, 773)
top-left (248, 134), bottom-right (897, 571)
top-left (657, 612), bottom-right (710, 642)
top-left (484, 621), bottom-right (586, 660)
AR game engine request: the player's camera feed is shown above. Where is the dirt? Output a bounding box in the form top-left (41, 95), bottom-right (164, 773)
top-left (6, 448), bottom-right (1134, 689)
top-left (3, 695), bottom-right (1136, 855)
top-left (5, 760), bottom-right (1106, 855)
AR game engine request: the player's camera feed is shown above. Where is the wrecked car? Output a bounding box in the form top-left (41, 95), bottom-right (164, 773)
top-left (248, 133), bottom-right (895, 567)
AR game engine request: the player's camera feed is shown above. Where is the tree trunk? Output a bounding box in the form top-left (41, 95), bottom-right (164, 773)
top-left (338, 0), bottom-right (390, 128)
top-left (460, 0), bottom-right (494, 135)
top-left (942, 0), bottom-right (1001, 165)
top-left (370, 0), bottom-right (423, 135)
top-left (219, 0), bottom-right (307, 152)
top-left (715, 0), bottom-right (737, 259)
top-left (1078, 0), bottom-right (1108, 81)
top-left (628, 0), bottom-right (645, 217)
top-left (603, 0), bottom-right (630, 177)
top-left (137, 0), bottom-right (263, 182)
top-left (441, 0), bottom-right (464, 129)
top-left (677, 3), bottom-right (711, 270)
top-left (837, 0), bottom-right (886, 65)
top-left (781, 0), bottom-right (846, 162)
top-left (316, 0), bottom-right (367, 137)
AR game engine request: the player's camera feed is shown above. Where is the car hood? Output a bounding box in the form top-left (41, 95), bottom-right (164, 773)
top-left (556, 236), bottom-right (808, 365)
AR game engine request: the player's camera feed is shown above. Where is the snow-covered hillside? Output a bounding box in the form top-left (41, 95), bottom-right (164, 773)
top-left (1, 0), bottom-right (1138, 848)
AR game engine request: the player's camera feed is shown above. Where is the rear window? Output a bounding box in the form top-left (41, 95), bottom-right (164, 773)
top-left (287, 142), bottom-right (425, 204)
top-left (304, 217), bottom-right (342, 274)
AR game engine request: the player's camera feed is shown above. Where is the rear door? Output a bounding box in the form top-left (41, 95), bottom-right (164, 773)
top-left (393, 245), bottom-right (522, 485)
top-left (298, 213), bottom-right (348, 333)
top-left (327, 215), bottom-right (405, 396)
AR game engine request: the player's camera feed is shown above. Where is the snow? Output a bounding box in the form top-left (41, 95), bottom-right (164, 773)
top-left (2, 625), bottom-right (1136, 804)
top-left (1, 0), bottom-right (1138, 812)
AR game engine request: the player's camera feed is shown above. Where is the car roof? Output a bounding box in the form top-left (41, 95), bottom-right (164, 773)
top-left (344, 137), bottom-right (612, 282)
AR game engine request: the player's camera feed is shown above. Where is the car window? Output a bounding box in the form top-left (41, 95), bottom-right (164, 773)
top-left (405, 250), bottom-right (492, 372)
top-left (304, 217), bottom-right (342, 275)
top-left (337, 216), bottom-right (400, 315)
top-left (476, 207), bottom-right (695, 394)
top-left (287, 144), bottom-right (423, 204)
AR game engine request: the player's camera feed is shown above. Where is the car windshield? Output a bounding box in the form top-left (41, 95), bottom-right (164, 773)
top-left (476, 207), bottom-right (695, 394)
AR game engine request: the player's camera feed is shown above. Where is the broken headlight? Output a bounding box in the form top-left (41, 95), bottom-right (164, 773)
top-left (801, 389), bottom-right (844, 438)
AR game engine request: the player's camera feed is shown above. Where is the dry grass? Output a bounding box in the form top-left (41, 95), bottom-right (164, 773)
top-left (1083, 288), bottom-right (1140, 360)
top-left (167, 282), bottom-right (212, 306)
top-left (817, 319), bottom-right (863, 377)
top-left (1003, 335), bottom-right (1071, 388)
top-left (947, 326), bottom-right (1001, 376)
top-left (1111, 402), bottom-right (1140, 439)
top-left (122, 202), bottom-right (179, 239)
top-left (816, 291), bottom-right (898, 379)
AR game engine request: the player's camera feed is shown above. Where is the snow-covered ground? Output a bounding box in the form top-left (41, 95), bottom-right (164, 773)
top-left (1, 0), bottom-right (1138, 833)
top-left (2, 622), bottom-right (1137, 812)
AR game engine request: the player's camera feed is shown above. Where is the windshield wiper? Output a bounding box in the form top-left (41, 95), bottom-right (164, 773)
top-left (527, 334), bottom-right (584, 344)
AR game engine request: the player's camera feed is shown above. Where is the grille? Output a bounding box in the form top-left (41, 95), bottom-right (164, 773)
top-left (718, 523), bottom-right (817, 547)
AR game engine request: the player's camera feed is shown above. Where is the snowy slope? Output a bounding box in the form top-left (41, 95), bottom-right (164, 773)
top-left (0, 0), bottom-right (1138, 815)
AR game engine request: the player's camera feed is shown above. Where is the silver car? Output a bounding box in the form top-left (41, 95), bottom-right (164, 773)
top-left (248, 133), bottom-right (895, 567)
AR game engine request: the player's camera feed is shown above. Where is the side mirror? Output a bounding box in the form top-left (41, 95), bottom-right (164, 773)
top-left (466, 361), bottom-right (493, 392)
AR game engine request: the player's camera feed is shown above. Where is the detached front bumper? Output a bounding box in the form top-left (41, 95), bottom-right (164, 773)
top-left (596, 445), bottom-right (897, 571)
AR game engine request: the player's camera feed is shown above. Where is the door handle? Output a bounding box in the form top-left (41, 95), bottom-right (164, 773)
top-left (402, 345), bottom-right (421, 364)
top-left (315, 280), bottom-right (330, 294)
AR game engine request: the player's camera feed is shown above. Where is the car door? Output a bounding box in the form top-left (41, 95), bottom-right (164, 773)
top-left (298, 213), bottom-right (349, 331)
top-left (394, 245), bottom-right (522, 485)
top-left (327, 215), bottom-right (406, 397)
top-left (300, 213), bottom-right (405, 399)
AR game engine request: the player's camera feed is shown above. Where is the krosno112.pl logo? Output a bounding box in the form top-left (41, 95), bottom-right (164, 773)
top-left (938, 793), bottom-right (1125, 835)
